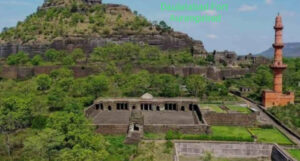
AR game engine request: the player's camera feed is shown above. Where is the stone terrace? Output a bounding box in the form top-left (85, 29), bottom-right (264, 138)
top-left (143, 111), bottom-right (196, 125)
top-left (93, 111), bottom-right (130, 125)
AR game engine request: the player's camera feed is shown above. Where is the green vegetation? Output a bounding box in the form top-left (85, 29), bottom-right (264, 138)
top-left (226, 58), bottom-right (300, 101)
top-left (165, 126), bottom-right (254, 142)
top-left (104, 135), bottom-right (137, 161)
top-left (227, 105), bottom-right (251, 114)
top-left (0, 0), bottom-right (160, 43)
top-left (133, 141), bottom-right (173, 161)
top-left (156, 126), bottom-right (294, 145)
top-left (144, 132), bottom-right (166, 140)
top-left (249, 128), bottom-right (294, 145)
top-left (200, 104), bottom-right (225, 113)
top-left (269, 104), bottom-right (300, 135)
top-left (288, 149), bottom-right (300, 161)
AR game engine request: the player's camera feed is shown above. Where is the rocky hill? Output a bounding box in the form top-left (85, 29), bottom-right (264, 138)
top-left (258, 42), bottom-right (300, 58)
top-left (0, 0), bottom-right (206, 57)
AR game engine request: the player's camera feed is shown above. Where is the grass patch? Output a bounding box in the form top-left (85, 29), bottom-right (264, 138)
top-left (104, 135), bottom-right (137, 161)
top-left (144, 132), bottom-right (165, 140)
top-left (249, 128), bottom-right (294, 145)
top-left (288, 149), bottom-right (300, 161)
top-left (227, 105), bottom-right (251, 114)
top-left (200, 104), bottom-right (225, 113)
top-left (165, 126), bottom-right (254, 142)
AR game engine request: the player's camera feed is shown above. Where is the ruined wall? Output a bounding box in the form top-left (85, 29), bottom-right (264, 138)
top-left (0, 65), bottom-right (98, 79)
top-left (144, 124), bottom-right (210, 134)
top-left (0, 65), bottom-right (251, 81)
top-left (0, 33), bottom-right (206, 58)
top-left (203, 112), bottom-right (257, 126)
top-left (95, 124), bottom-right (129, 135)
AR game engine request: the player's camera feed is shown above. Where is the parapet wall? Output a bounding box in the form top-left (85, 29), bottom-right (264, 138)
top-left (175, 142), bottom-right (273, 159)
top-left (175, 142), bottom-right (296, 161)
top-left (144, 124), bottom-right (210, 134)
top-left (203, 111), bottom-right (257, 126)
top-left (95, 124), bottom-right (128, 135)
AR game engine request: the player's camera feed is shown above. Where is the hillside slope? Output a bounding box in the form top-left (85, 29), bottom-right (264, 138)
top-left (0, 0), bottom-right (206, 57)
top-left (258, 42), bottom-right (300, 58)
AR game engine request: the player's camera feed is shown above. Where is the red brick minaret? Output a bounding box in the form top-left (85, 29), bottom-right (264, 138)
top-left (262, 14), bottom-right (294, 108)
top-left (272, 13), bottom-right (286, 93)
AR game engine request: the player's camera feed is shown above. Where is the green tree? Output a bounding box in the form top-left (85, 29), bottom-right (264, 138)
top-left (23, 128), bottom-right (65, 161)
top-left (122, 71), bottom-right (151, 96)
top-left (87, 75), bottom-right (109, 97)
top-left (186, 75), bottom-right (207, 97)
top-left (151, 74), bottom-right (180, 97)
top-left (36, 74), bottom-right (52, 91)
top-left (47, 88), bottom-right (66, 111)
top-left (0, 96), bottom-right (33, 159)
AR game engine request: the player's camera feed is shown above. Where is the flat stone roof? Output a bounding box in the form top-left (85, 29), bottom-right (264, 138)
top-left (143, 111), bottom-right (196, 125)
top-left (93, 111), bottom-right (130, 125)
top-left (94, 97), bottom-right (199, 103)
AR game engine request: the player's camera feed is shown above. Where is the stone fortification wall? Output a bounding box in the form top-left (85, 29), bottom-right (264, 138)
top-left (203, 111), bottom-right (257, 126)
top-left (0, 65), bottom-right (251, 81)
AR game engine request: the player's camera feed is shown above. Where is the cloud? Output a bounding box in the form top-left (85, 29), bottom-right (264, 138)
top-left (238, 5), bottom-right (257, 12)
top-left (266, 0), bottom-right (273, 5)
top-left (201, 10), bottom-right (217, 16)
top-left (207, 34), bottom-right (218, 39)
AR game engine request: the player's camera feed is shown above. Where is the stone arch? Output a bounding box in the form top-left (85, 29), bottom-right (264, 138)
top-left (108, 106), bottom-right (112, 111)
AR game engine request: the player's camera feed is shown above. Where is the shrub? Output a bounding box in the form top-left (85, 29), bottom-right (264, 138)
top-left (36, 74), bottom-right (52, 91)
top-left (31, 115), bottom-right (47, 129)
top-left (31, 55), bottom-right (43, 66)
top-left (165, 130), bottom-right (181, 140)
top-left (62, 56), bottom-right (75, 66)
top-left (7, 51), bottom-right (30, 65)
top-left (45, 49), bottom-right (60, 62)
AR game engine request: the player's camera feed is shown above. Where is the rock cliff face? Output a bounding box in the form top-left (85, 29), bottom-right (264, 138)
top-left (0, 32), bottom-right (205, 57)
top-left (0, 1), bottom-right (206, 58)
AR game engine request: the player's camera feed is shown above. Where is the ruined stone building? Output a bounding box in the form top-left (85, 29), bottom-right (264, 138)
top-left (85, 93), bottom-right (257, 143)
top-left (262, 14), bottom-right (295, 108)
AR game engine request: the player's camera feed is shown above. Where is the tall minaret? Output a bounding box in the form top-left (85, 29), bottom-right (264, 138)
top-left (262, 14), bottom-right (294, 108)
top-left (271, 13), bottom-right (287, 93)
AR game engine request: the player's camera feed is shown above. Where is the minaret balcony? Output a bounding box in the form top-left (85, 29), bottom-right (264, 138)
top-left (270, 64), bottom-right (287, 69)
top-left (274, 26), bottom-right (283, 30)
top-left (273, 43), bottom-right (284, 48)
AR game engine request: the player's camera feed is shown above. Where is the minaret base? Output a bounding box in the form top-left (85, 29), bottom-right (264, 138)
top-left (262, 90), bottom-right (294, 108)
